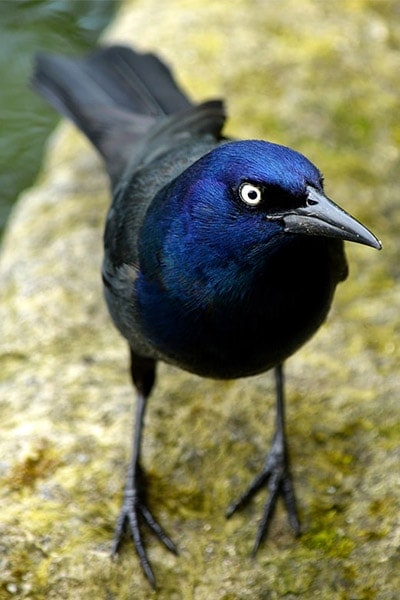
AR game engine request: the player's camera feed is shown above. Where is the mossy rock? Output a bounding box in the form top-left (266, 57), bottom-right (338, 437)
top-left (1, 0), bottom-right (399, 598)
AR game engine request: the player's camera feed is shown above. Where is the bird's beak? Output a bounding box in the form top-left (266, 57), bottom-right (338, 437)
top-left (281, 186), bottom-right (381, 249)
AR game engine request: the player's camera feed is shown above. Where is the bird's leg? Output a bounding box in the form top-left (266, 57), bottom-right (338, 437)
top-left (226, 363), bottom-right (301, 554)
top-left (111, 349), bottom-right (177, 588)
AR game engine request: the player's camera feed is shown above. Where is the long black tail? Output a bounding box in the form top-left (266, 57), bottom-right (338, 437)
top-left (32, 45), bottom-right (192, 183)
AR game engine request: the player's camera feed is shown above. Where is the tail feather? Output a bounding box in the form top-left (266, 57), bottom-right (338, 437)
top-left (32, 45), bottom-right (192, 183)
top-left (59, 45), bottom-right (192, 117)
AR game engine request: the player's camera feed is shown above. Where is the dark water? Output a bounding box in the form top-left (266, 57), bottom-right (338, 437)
top-left (0, 0), bottom-right (119, 236)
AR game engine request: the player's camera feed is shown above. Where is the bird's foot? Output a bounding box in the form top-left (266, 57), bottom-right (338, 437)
top-left (111, 487), bottom-right (178, 589)
top-left (226, 433), bottom-right (301, 554)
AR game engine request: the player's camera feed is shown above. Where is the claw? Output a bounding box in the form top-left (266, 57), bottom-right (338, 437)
top-left (227, 449), bottom-right (301, 554)
top-left (111, 491), bottom-right (177, 589)
top-left (227, 365), bottom-right (301, 553)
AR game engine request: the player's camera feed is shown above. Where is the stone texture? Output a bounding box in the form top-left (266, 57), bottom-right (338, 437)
top-left (1, 1), bottom-right (399, 598)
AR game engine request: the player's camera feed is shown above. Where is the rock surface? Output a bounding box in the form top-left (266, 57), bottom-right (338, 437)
top-left (1, 0), bottom-right (399, 598)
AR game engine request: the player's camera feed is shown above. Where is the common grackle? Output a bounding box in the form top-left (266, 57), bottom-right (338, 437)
top-left (32, 45), bottom-right (381, 588)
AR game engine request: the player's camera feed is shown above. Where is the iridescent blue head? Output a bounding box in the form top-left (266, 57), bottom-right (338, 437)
top-left (140, 139), bottom-right (380, 302)
top-left (164, 139), bottom-right (380, 255)
top-left (198, 139), bottom-right (324, 200)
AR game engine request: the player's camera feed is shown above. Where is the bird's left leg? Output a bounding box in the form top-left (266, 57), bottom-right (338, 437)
top-left (111, 349), bottom-right (177, 588)
top-left (226, 363), bottom-right (301, 553)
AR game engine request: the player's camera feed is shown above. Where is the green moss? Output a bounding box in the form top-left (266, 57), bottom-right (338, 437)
top-left (377, 423), bottom-right (400, 450)
top-left (303, 524), bottom-right (354, 558)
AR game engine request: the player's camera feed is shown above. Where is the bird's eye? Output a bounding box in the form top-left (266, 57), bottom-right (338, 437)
top-left (239, 183), bottom-right (262, 207)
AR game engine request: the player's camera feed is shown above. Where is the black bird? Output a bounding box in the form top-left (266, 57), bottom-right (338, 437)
top-left (32, 45), bottom-right (381, 588)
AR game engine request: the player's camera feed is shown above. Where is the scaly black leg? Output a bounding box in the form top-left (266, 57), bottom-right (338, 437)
top-left (111, 349), bottom-right (178, 588)
top-left (226, 363), bottom-right (301, 553)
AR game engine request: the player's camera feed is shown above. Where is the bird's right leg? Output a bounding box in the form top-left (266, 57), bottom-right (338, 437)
top-left (226, 364), bottom-right (301, 552)
top-left (111, 349), bottom-right (178, 588)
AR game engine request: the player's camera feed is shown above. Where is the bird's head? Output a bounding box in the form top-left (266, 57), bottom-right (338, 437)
top-left (175, 140), bottom-right (381, 252)
top-left (140, 139), bottom-right (381, 300)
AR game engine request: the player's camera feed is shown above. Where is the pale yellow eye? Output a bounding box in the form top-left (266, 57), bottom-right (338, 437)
top-left (239, 183), bottom-right (262, 206)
